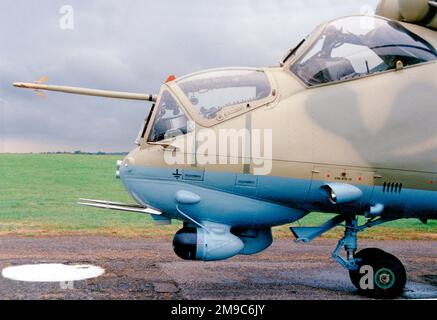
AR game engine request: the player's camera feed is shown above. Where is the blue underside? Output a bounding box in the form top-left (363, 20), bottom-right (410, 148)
top-left (120, 165), bottom-right (437, 228)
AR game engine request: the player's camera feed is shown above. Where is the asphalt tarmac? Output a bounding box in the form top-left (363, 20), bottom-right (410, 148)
top-left (0, 236), bottom-right (435, 300)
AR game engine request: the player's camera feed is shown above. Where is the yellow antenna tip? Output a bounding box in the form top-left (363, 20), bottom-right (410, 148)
top-left (35, 76), bottom-right (48, 84)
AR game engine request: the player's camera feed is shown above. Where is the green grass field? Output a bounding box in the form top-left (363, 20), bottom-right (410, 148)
top-left (0, 154), bottom-right (436, 240)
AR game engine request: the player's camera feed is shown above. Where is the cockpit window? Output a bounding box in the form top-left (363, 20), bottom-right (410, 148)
top-left (148, 90), bottom-right (189, 142)
top-left (177, 69), bottom-right (271, 120)
top-left (290, 16), bottom-right (437, 86)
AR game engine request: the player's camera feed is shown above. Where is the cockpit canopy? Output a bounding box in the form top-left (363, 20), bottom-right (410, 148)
top-left (290, 16), bottom-right (437, 86)
top-left (146, 68), bottom-right (273, 142)
top-left (177, 69), bottom-right (271, 120)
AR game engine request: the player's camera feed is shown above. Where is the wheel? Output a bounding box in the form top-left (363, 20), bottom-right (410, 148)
top-left (349, 248), bottom-right (407, 299)
top-left (349, 248), bottom-right (386, 288)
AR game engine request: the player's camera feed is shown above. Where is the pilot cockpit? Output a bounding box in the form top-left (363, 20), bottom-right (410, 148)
top-left (143, 68), bottom-right (274, 143)
top-left (290, 16), bottom-right (437, 86)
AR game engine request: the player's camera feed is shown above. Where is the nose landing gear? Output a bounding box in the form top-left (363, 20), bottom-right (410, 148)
top-left (291, 214), bottom-right (407, 298)
top-left (332, 217), bottom-right (407, 299)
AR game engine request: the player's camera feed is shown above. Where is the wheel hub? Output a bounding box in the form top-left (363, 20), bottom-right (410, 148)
top-left (375, 268), bottom-right (395, 289)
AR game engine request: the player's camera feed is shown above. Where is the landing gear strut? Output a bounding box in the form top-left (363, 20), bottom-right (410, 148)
top-left (332, 216), bottom-right (407, 299)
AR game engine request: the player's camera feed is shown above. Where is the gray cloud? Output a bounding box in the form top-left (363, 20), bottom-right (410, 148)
top-left (0, 0), bottom-right (377, 152)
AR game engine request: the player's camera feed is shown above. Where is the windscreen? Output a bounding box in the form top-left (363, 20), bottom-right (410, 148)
top-left (148, 90), bottom-right (189, 142)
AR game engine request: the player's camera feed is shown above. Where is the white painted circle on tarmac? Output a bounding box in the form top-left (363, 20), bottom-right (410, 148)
top-left (1, 264), bottom-right (105, 282)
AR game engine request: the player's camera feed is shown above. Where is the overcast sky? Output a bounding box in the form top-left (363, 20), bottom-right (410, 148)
top-left (0, 0), bottom-right (377, 153)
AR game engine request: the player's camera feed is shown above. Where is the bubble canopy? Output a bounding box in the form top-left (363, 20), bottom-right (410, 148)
top-left (176, 68), bottom-right (272, 121)
top-left (289, 16), bottom-right (437, 86)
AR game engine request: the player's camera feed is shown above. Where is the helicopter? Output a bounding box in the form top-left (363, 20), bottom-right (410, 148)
top-left (13, 0), bottom-right (437, 298)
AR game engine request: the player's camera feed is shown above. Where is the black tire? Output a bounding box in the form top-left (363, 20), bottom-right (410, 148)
top-left (349, 248), bottom-right (407, 299)
top-left (349, 248), bottom-right (386, 288)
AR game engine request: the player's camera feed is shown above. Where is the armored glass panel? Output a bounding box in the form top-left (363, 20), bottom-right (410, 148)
top-left (291, 16), bottom-right (437, 86)
top-left (148, 90), bottom-right (189, 142)
top-left (177, 69), bottom-right (271, 120)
